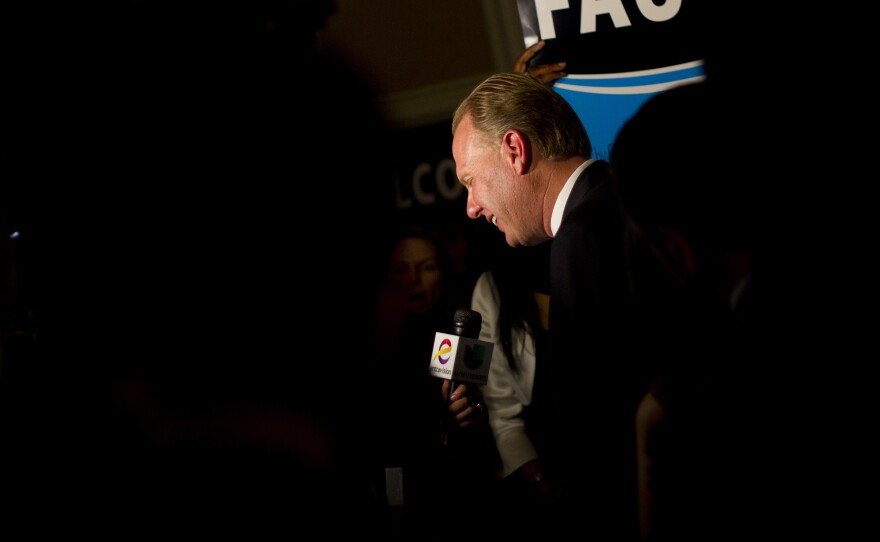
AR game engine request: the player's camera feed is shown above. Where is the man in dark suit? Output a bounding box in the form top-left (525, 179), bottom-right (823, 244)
top-left (451, 72), bottom-right (643, 540)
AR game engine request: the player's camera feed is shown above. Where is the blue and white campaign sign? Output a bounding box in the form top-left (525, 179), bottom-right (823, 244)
top-left (516, 0), bottom-right (708, 160)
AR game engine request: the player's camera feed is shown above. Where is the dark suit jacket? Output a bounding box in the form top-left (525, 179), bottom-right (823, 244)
top-left (544, 159), bottom-right (645, 540)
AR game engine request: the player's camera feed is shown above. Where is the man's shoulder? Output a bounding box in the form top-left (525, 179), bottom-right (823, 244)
top-left (572, 159), bottom-right (614, 201)
top-left (583, 158), bottom-right (613, 180)
top-left (555, 161), bottom-right (626, 249)
top-left (569, 160), bottom-right (618, 214)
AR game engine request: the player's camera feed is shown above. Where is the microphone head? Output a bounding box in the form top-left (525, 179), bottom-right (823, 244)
top-left (453, 309), bottom-right (482, 339)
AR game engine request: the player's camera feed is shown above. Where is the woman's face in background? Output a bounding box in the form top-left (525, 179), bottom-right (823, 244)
top-left (388, 236), bottom-right (443, 315)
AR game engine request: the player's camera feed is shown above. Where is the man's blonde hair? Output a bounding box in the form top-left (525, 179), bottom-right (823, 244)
top-left (452, 72), bottom-right (591, 161)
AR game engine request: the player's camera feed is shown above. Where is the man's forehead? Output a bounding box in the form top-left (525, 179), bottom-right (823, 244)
top-left (452, 117), bottom-right (474, 169)
top-left (453, 115), bottom-right (474, 144)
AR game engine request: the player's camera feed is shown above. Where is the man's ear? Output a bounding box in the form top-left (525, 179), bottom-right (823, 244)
top-left (502, 129), bottom-right (530, 174)
top-left (656, 226), bottom-right (697, 275)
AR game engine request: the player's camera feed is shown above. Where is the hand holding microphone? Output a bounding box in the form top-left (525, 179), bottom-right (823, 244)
top-left (441, 380), bottom-right (486, 429)
top-left (429, 309), bottom-right (494, 441)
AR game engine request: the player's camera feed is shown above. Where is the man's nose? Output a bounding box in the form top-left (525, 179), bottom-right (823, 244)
top-left (466, 192), bottom-right (482, 220)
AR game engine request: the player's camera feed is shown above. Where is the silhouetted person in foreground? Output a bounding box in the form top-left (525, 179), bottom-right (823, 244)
top-left (4, 1), bottom-right (396, 534)
top-left (612, 78), bottom-right (848, 541)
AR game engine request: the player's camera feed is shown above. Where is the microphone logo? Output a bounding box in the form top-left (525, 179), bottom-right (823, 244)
top-left (432, 337), bottom-right (453, 364)
top-left (463, 344), bottom-right (487, 370)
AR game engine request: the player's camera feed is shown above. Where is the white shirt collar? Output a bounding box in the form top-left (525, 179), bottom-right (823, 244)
top-left (550, 159), bottom-right (595, 237)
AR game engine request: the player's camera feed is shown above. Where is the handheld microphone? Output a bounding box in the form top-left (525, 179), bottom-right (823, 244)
top-left (449, 309), bottom-right (482, 400)
top-left (428, 309), bottom-right (494, 401)
top-left (430, 309), bottom-right (493, 447)
top-left (453, 308), bottom-right (483, 339)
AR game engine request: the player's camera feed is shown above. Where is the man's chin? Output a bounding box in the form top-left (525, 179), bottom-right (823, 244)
top-left (513, 235), bottom-right (551, 248)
